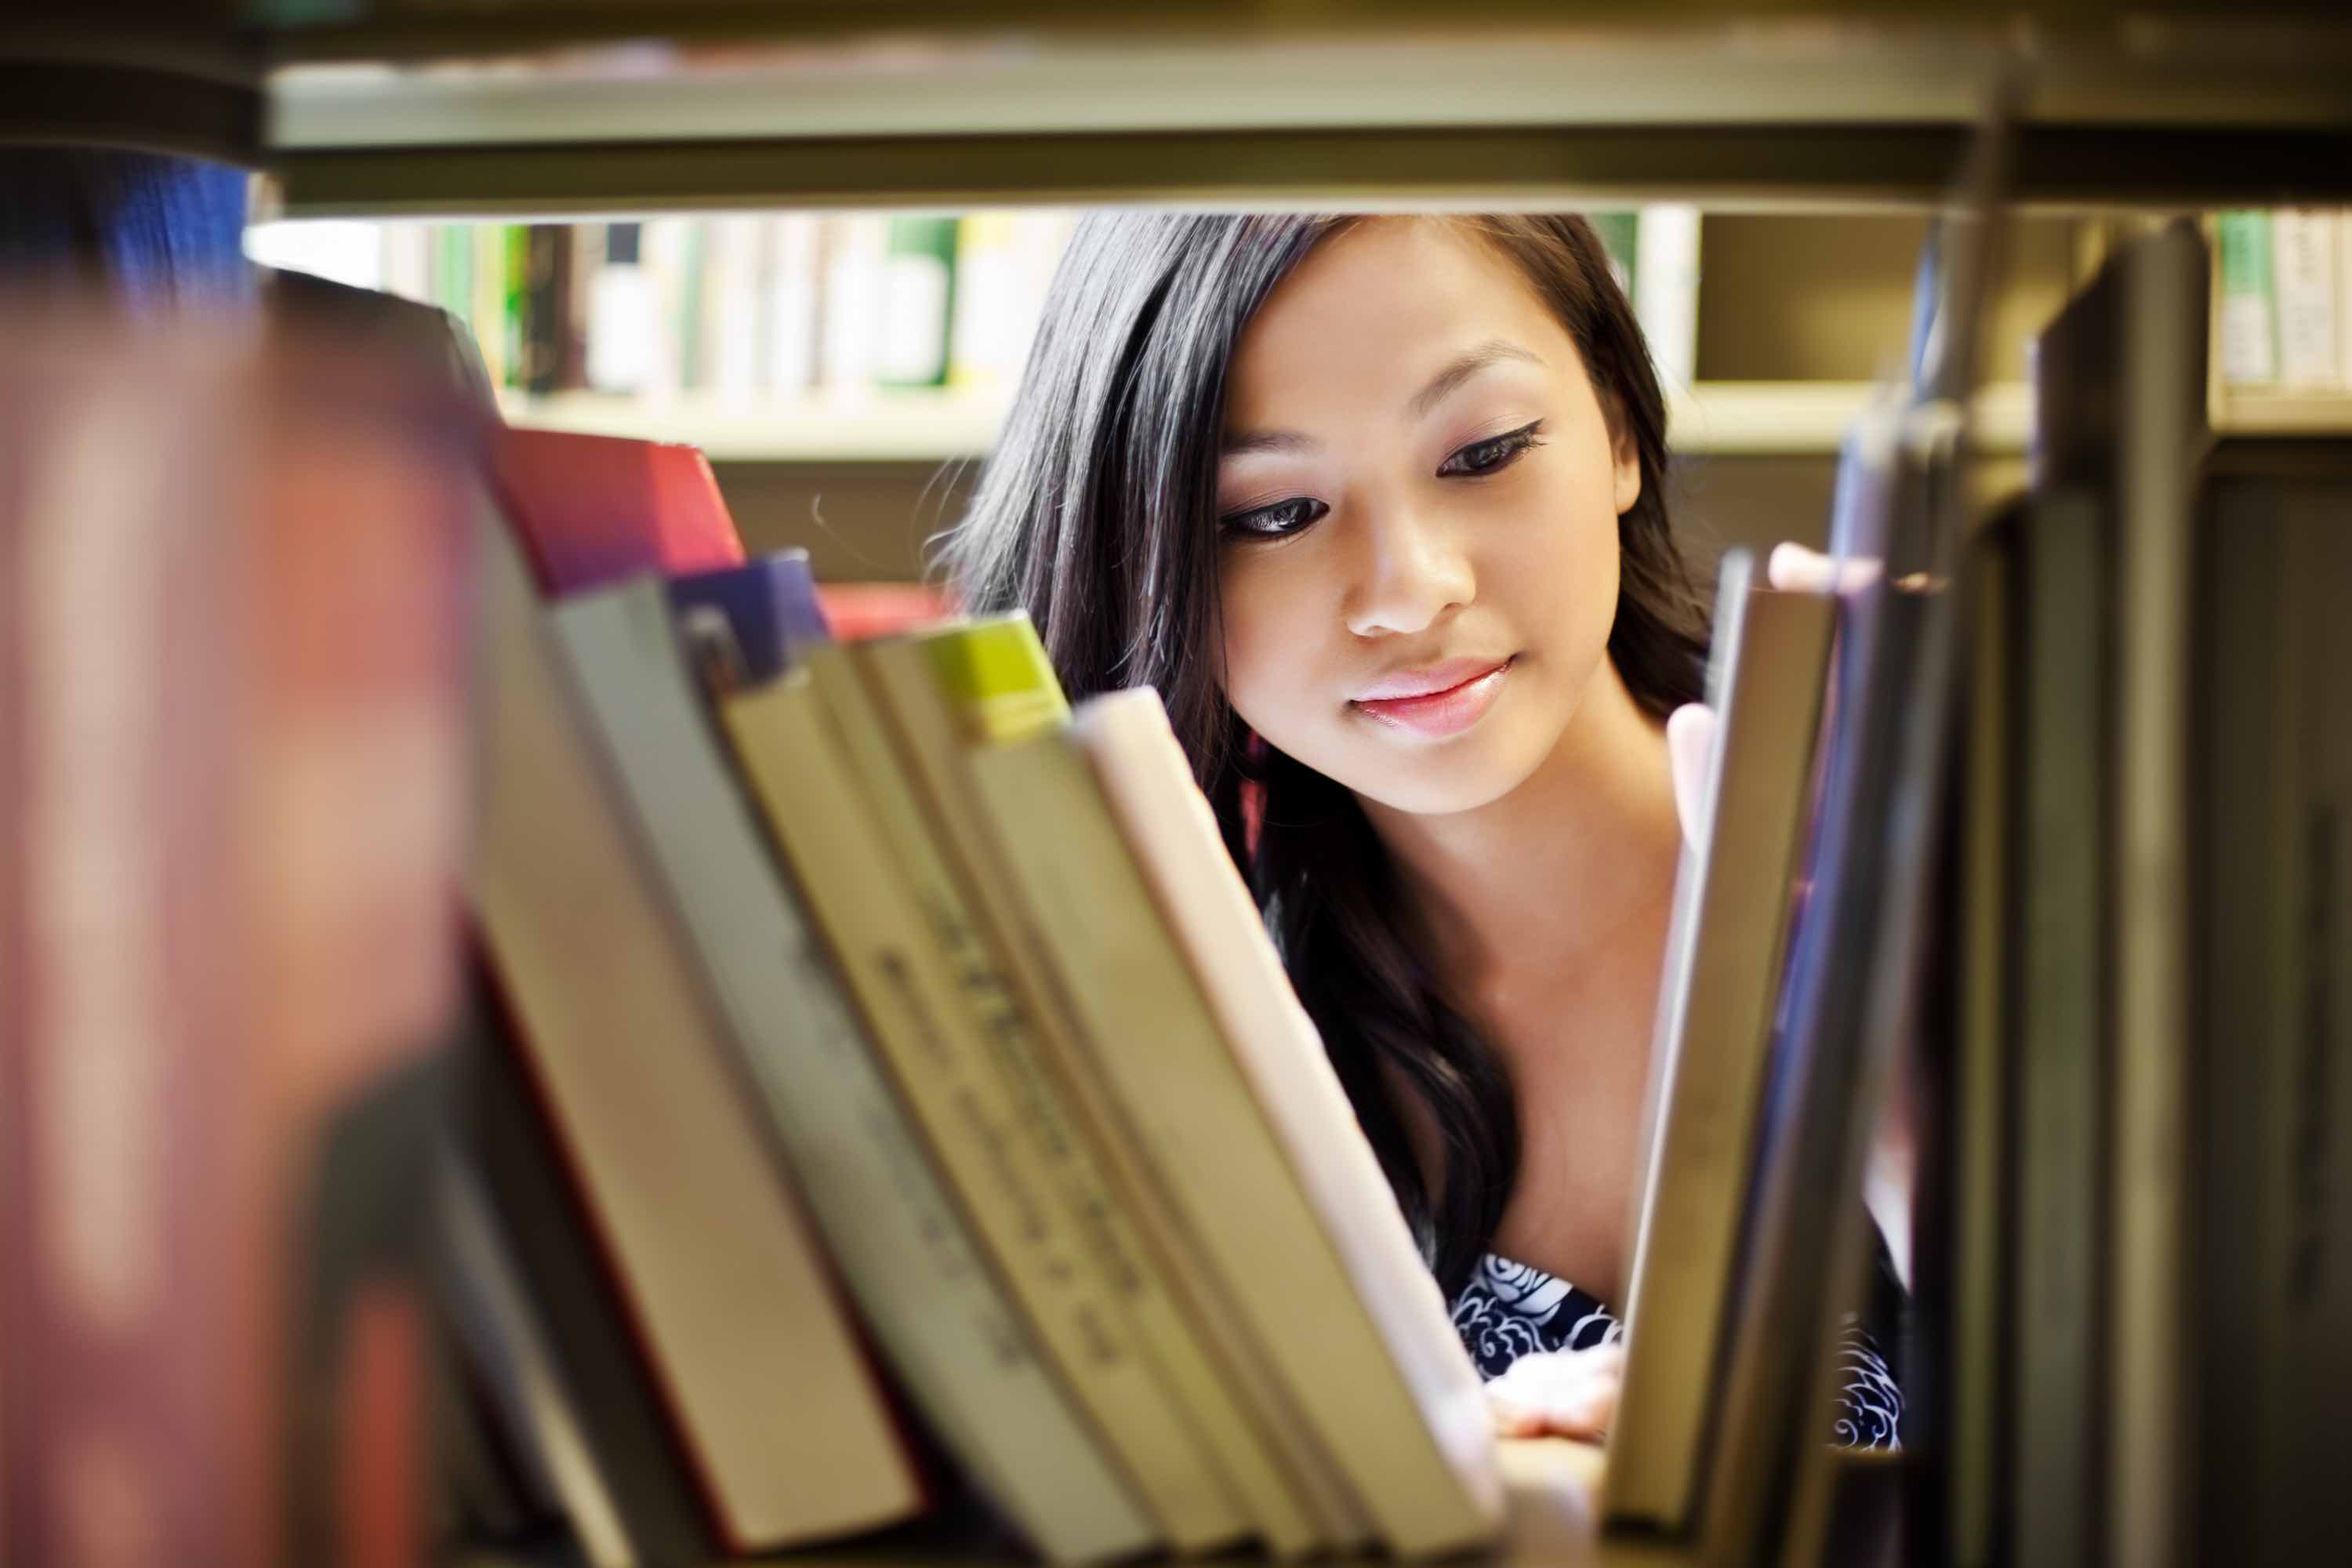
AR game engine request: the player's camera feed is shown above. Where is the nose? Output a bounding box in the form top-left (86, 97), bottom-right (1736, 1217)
top-left (1343, 502), bottom-right (1474, 639)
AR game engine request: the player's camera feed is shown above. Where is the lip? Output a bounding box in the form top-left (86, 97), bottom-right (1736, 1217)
top-left (1351, 656), bottom-right (1515, 739)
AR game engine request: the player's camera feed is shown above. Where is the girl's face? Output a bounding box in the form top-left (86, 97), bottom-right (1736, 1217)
top-left (1215, 218), bottom-right (1641, 817)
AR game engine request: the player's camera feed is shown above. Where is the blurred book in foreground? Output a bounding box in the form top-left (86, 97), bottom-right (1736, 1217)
top-left (0, 300), bottom-right (481, 1566)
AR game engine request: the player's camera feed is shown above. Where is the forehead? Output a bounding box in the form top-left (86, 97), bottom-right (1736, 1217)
top-left (1222, 218), bottom-right (1566, 423)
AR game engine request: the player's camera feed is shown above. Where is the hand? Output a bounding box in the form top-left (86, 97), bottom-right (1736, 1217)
top-left (1484, 1341), bottom-right (1625, 1440)
top-left (1664, 543), bottom-right (1869, 854)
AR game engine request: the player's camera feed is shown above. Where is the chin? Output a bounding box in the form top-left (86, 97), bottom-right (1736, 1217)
top-left (1332, 728), bottom-right (1554, 818)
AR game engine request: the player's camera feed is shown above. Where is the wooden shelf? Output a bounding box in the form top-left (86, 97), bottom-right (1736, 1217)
top-left (495, 382), bottom-right (2034, 464)
top-left (2210, 387), bottom-right (2352, 437)
top-left (493, 388), bottom-right (1012, 464)
top-left (262, 17), bottom-right (2352, 216)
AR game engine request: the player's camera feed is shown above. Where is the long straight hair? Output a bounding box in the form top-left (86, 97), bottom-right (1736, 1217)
top-left (937, 214), bottom-right (1709, 1295)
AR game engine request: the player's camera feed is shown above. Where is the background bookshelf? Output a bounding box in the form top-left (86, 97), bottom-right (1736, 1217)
top-left (247, 205), bottom-right (2078, 583)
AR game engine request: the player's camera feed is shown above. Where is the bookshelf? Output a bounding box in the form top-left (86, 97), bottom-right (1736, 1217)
top-left (11, 8), bottom-right (2351, 1568)
top-left (496, 382), bottom-right (2038, 463)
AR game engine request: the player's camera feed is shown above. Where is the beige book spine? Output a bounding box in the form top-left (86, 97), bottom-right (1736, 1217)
top-left (723, 675), bottom-right (1247, 1555)
top-left (802, 644), bottom-right (1328, 1557)
top-left (959, 730), bottom-right (1501, 1559)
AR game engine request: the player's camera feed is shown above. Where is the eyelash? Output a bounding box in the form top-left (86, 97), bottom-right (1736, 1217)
top-left (1218, 419), bottom-right (1548, 541)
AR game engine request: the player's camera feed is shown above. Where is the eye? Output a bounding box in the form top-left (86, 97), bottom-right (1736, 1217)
top-left (1218, 495), bottom-right (1330, 540)
top-left (1437, 419), bottom-right (1547, 478)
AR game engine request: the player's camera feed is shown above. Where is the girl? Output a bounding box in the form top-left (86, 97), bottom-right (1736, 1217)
top-left (938, 213), bottom-right (1901, 1445)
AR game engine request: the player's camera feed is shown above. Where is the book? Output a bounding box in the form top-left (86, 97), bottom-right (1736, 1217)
top-left (764, 214), bottom-right (822, 397)
top-left (722, 664), bottom-right (1250, 1555)
top-left (488, 424), bottom-right (743, 594)
top-left (665, 550), bottom-right (831, 688)
top-left (2009, 488), bottom-right (2109, 1568)
top-left (877, 216), bottom-right (959, 388)
top-left (2196, 461), bottom-right (2352, 1566)
top-left (546, 575), bottom-right (1159, 1566)
top-left (470, 517), bottom-right (924, 1555)
top-left (454, 985), bottom-right (718, 1568)
top-left (2272, 209), bottom-right (2341, 388)
top-left (1945, 510), bottom-right (2018, 1568)
top-left (1604, 550), bottom-right (1835, 1535)
top-left (1065, 685), bottom-right (1513, 1559)
top-left (793, 638), bottom-right (1329, 1557)
top-left (1633, 205), bottom-right (1702, 390)
top-left (2038, 221), bottom-right (2209, 1568)
top-left (437, 1146), bottom-right (639, 1566)
top-left (2216, 210), bottom-right (2278, 387)
top-left (2, 318), bottom-right (479, 1566)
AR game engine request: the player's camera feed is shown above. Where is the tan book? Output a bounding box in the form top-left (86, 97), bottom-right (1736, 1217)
top-left (1062, 688), bottom-right (1510, 1559)
top-left (1606, 554), bottom-right (1835, 1533)
top-left (469, 522), bottom-right (923, 1555)
top-left (797, 641), bottom-right (1328, 1558)
top-left (722, 671), bottom-right (1248, 1555)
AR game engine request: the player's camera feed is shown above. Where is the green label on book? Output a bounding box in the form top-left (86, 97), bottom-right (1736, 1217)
top-left (919, 616), bottom-right (1070, 745)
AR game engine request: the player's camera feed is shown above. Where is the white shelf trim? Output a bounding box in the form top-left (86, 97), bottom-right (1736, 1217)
top-left (495, 382), bottom-right (2034, 463)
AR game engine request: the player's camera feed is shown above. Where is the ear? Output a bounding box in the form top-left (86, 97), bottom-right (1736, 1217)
top-left (1611, 426), bottom-right (1642, 517)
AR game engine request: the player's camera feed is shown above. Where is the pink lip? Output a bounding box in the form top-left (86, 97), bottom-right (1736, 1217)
top-left (1351, 657), bottom-right (1515, 739)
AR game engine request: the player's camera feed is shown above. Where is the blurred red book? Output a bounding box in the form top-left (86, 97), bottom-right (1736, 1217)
top-left (489, 426), bottom-right (744, 596)
top-left (1, 307), bottom-right (478, 1567)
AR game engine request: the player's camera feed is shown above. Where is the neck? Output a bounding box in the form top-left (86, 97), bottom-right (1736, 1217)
top-left (1359, 656), bottom-right (1682, 1004)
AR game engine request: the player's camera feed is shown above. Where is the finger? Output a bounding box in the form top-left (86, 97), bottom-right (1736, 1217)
top-left (1664, 702), bottom-right (1719, 856)
top-left (1767, 541), bottom-right (1882, 594)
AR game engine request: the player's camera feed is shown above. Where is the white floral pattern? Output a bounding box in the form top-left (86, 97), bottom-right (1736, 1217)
top-left (1450, 1252), bottom-right (1904, 1450)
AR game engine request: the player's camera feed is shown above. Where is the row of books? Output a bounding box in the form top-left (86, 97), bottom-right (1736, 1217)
top-left (244, 206), bottom-right (1708, 410)
top-left (2212, 208), bottom-right (2352, 391)
top-left (249, 212), bottom-right (1078, 402)
top-left (454, 423), bottom-right (1509, 1565)
top-left (1927, 223), bottom-right (2352, 1568)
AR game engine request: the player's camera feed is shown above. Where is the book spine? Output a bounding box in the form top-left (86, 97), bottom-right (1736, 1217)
top-left (2271, 209), bottom-right (2341, 388)
top-left (728, 675), bottom-right (1248, 1553)
top-left (1633, 205), bottom-right (1703, 389)
top-left (2107, 220), bottom-right (2207, 1568)
top-left (764, 216), bottom-right (822, 398)
top-left (876, 216), bottom-right (959, 388)
top-left (820, 216), bottom-right (889, 392)
top-left (2012, 492), bottom-right (2107, 1568)
top-left (2, 378), bottom-right (244, 1563)
top-left (804, 646), bottom-right (1327, 1557)
top-left (2216, 210), bottom-right (2279, 386)
top-left (2339, 212), bottom-right (2352, 392)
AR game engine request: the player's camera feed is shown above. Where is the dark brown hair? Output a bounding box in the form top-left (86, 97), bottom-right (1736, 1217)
top-left (937, 214), bottom-right (1709, 1295)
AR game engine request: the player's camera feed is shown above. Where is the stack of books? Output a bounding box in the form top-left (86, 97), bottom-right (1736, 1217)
top-left (447, 423), bottom-right (1509, 1565)
top-left (2212, 208), bottom-right (2352, 396)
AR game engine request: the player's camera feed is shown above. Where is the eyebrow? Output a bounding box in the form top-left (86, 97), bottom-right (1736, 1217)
top-left (1219, 338), bottom-right (1544, 458)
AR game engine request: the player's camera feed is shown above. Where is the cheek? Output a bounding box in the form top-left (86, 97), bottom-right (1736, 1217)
top-left (1216, 550), bottom-right (1322, 743)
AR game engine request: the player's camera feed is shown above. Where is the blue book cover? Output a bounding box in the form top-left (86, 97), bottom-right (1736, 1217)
top-left (666, 550), bottom-right (831, 690)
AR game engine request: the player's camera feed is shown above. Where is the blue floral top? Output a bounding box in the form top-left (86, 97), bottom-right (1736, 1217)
top-left (1449, 1240), bottom-right (1906, 1449)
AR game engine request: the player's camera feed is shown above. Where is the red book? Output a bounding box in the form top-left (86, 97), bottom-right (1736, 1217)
top-left (489, 426), bottom-right (745, 595)
top-left (2, 309), bottom-right (477, 1567)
